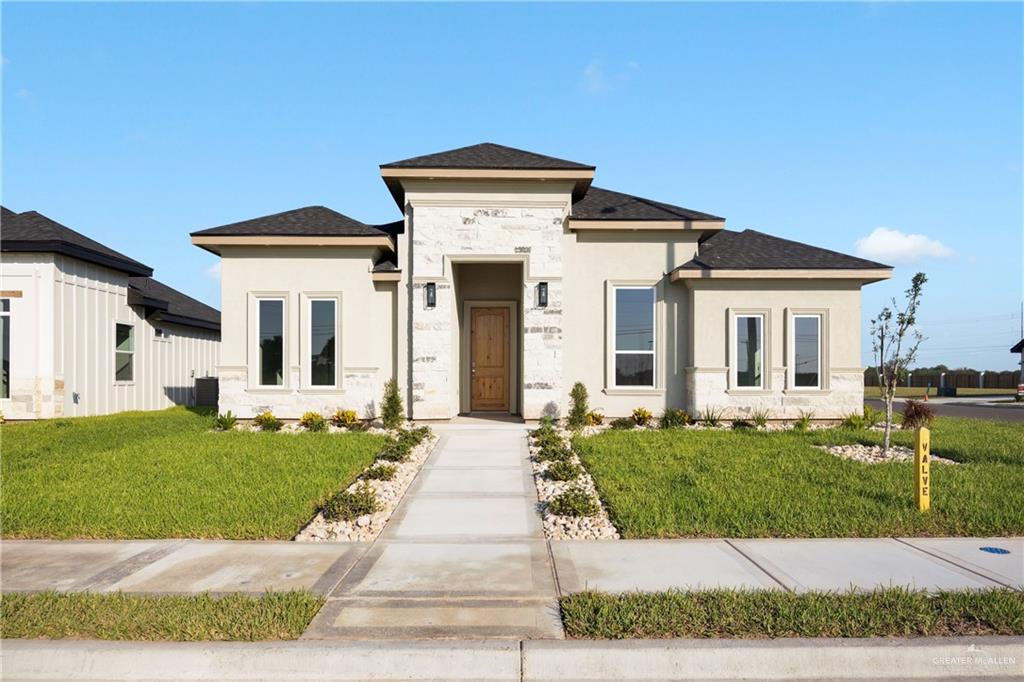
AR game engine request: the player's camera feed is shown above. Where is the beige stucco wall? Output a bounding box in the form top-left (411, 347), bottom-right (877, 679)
top-left (562, 230), bottom-right (700, 417)
top-left (684, 279), bottom-right (864, 419)
top-left (0, 252), bottom-right (220, 419)
top-left (217, 245), bottom-right (395, 419)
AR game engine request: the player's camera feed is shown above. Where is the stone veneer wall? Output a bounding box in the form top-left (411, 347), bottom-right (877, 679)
top-left (218, 367), bottom-right (382, 420)
top-left (410, 205), bottom-right (566, 420)
top-left (685, 368), bottom-right (864, 419)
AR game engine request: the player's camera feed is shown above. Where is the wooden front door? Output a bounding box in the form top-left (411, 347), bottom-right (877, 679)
top-left (470, 306), bottom-right (510, 411)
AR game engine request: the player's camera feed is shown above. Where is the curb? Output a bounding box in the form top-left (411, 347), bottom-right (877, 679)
top-left (2, 636), bottom-right (1021, 680)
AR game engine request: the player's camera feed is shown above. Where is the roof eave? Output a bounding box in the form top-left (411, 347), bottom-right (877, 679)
top-left (156, 311), bottom-right (221, 332)
top-left (380, 167), bottom-right (595, 210)
top-left (671, 267), bottom-right (894, 284)
top-left (568, 219), bottom-right (726, 232)
top-left (190, 234), bottom-right (395, 254)
top-left (1, 240), bottom-right (153, 277)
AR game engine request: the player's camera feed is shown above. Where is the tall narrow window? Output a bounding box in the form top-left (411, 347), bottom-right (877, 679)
top-left (614, 287), bottom-right (655, 387)
top-left (309, 299), bottom-right (337, 387)
top-left (735, 314), bottom-right (763, 388)
top-left (794, 315), bottom-right (821, 388)
top-left (115, 323), bottom-right (134, 382)
top-left (0, 299), bottom-right (10, 399)
top-left (259, 299), bottom-right (284, 386)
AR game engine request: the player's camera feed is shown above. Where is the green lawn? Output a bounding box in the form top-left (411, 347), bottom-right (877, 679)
top-left (1, 408), bottom-right (385, 539)
top-left (0, 591), bottom-right (323, 641)
top-left (574, 416), bottom-right (1024, 538)
top-left (560, 588), bottom-right (1024, 639)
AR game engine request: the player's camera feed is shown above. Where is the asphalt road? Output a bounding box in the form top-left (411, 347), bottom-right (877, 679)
top-left (865, 398), bottom-right (1024, 423)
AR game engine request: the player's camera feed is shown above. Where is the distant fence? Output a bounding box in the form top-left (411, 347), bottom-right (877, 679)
top-left (864, 369), bottom-right (1021, 390)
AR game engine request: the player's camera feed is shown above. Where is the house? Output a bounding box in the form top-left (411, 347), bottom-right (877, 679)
top-left (1, 206), bottom-right (221, 419)
top-left (191, 143), bottom-right (891, 421)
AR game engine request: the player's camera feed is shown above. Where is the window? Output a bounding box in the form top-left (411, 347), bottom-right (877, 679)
top-left (614, 287), bottom-right (655, 387)
top-left (258, 299), bottom-right (285, 386)
top-left (794, 314), bottom-right (821, 388)
top-left (1, 299), bottom-right (10, 399)
top-left (735, 314), bottom-right (763, 388)
top-left (115, 323), bottom-right (134, 382)
top-left (309, 298), bottom-right (337, 387)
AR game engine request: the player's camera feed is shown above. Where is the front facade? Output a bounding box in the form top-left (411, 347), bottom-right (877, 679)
top-left (193, 143), bottom-right (891, 421)
top-left (1, 207), bottom-right (221, 419)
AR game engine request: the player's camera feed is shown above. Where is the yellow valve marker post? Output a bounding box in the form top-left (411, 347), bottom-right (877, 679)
top-left (915, 427), bottom-right (931, 512)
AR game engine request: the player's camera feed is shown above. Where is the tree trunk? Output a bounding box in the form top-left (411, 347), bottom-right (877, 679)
top-left (883, 393), bottom-right (893, 454)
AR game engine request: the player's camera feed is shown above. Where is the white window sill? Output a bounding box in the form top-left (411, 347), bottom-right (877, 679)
top-left (247, 388), bottom-right (292, 394)
top-left (113, 382), bottom-right (136, 387)
top-left (726, 388), bottom-right (771, 395)
top-left (603, 387), bottom-right (665, 397)
top-left (299, 388), bottom-right (346, 395)
top-left (784, 388), bottom-right (831, 396)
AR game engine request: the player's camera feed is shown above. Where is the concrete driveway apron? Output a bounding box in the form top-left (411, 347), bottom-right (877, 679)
top-left (304, 423), bottom-right (563, 640)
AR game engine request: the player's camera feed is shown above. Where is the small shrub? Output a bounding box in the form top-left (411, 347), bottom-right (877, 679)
top-left (902, 400), bottom-right (935, 430)
top-left (632, 407), bottom-right (653, 427)
top-left (610, 417), bottom-right (635, 430)
top-left (361, 464), bottom-right (397, 481)
top-left (381, 378), bottom-right (404, 429)
top-left (792, 410), bottom-right (814, 432)
top-left (841, 411), bottom-right (867, 430)
top-left (536, 443), bottom-right (573, 463)
top-left (751, 408), bottom-right (770, 429)
top-left (699, 406), bottom-right (724, 428)
top-left (548, 486), bottom-right (600, 517)
top-left (212, 411), bottom-right (237, 431)
top-left (533, 430), bottom-right (563, 449)
top-left (539, 415), bottom-right (554, 429)
top-left (545, 460), bottom-right (582, 481)
top-left (253, 411), bottom-right (283, 432)
top-left (567, 382), bottom-right (589, 430)
top-left (377, 439), bottom-right (413, 463)
top-left (322, 482), bottom-right (379, 522)
top-left (331, 409), bottom-right (360, 428)
top-left (731, 419), bottom-right (753, 430)
top-left (660, 408), bottom-right (692, 429)
top-left (863, 404), bottom-right (883, 428)
top-left (585, 410), bottom-right (604, 426)
top-left (300, 411), bottom-right (327, 432)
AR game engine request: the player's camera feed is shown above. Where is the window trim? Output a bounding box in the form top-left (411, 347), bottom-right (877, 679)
top-left (301, 293), bottom-right (343, 392)
top-left (786, 308), bottom-right (829, 392)
top-left (250, 293), bottom-right (289, 389)
top-left (728, 309), bottom-right (770, 391)
top-left (113, 321), bottom-right (135, 385)
top-left (607, 282), bottom-right (659, 390)
top-left (0, 298), bottom-right (11, 400)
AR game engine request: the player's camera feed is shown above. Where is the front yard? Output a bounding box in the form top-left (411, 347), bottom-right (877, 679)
top-left (574, 416), bottom-right (1024, 538)
top-left (1, 408), bottom-right (385, 539)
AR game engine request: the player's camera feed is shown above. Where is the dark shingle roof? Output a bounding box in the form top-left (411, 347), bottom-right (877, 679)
top-left (128, 277), bottom-right (220, 331)
top-left (677, 229), bottom-right (891, 271)
top-left (381, 143), bottom-right (595, 170)
top-left (191, 206), bottom-right (390, 238)
top-left (371, 256), bottom-right (398, 273)
top-left (572, 186), bottom-right (724, 222)
top-left (1011, 339), bottom-right (1024, 354)
top-left (1, 207), bottom-right (153, 276)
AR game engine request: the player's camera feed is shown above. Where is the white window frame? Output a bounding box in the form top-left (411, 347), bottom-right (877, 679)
top-left (610, 284), bottom-right (657, 390)
top-left (113, 322), bottom-right (135, 384)
top-left (301, 293), bottom-right (343, 391)
top-left (787, 309), bottom-right (829, 391)
top-left (729, 310), bottom-right (769, 391)
top-left (252, 294), bottom-right (288, 389)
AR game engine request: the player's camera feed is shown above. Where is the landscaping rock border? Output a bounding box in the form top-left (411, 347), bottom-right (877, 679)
top-left (528, 426), bottom-right (619, 541)
top-left (815, 443), bottom-right (958, 465)
top-left (294, 427), bottom-right (438, 543)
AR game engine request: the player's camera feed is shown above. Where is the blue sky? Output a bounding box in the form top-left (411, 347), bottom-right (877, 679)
top-left (3, 2), bottom-right (1021, 370)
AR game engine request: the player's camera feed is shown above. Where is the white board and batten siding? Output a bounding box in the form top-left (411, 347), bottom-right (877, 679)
top-left (0, 252), bottom-right (220, 419)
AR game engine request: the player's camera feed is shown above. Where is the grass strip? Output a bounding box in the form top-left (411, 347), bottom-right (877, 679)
top-left (560, 588), bottom-right (1024, 639)
top-left (0, 591), bottom-right (324, 641)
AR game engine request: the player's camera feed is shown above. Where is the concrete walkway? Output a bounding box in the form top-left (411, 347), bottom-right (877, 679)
top-left (302, 422), bottom-right (565, 640)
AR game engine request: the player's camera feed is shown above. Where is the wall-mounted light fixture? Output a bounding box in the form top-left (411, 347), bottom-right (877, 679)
top-left (537, 282), bottom-right (548, 308)
top-left (425, 282), bottom-right (437, 309)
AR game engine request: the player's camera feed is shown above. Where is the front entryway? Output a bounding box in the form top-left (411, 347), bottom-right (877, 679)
top-left (470, 306), bottom-right (510, 411)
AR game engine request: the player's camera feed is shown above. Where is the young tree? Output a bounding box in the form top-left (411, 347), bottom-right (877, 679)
top-left (567, 382), bottom-right (589, 430)
top-left (870, 272), bottom-right (927, 453)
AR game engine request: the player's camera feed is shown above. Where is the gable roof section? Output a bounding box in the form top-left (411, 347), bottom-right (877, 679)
top-left (570, 186), bottom-right (724, 225)
top-left (381, 142), bottom-right (594, 170)
top-left (672, 229), bottom-right (892, 281)
top-left (1011, 339), bottom-right (1024, 354)
top-left (128, 277), bottom-right (220, 331)
top-left (1, 207), bottom-right (153, 276)
top-left (191, 206), bottom-right (388, 237)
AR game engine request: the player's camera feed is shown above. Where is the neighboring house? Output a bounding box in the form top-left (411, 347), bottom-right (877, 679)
top-left (191, 143), bottom-right (891, 421)
top-left (1, 206), bottom-right (221, 419)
